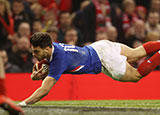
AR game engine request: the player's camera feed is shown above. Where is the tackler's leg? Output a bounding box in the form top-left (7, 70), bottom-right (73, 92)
top-left (0, 54), bottom-right (24, 115)
top-left (0, 95), bottom-right (24, 115)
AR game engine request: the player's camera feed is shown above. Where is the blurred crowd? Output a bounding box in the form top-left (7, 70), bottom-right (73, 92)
top-left (0, 0), bottom-right (160, 73)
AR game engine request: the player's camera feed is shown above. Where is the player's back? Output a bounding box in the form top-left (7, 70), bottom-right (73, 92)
top-left (49, 43), bottom-right (101, 76)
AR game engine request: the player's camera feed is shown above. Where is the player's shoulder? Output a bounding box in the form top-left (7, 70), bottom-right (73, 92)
top-left (52, 42), bottom-right (65, 51)
top-left (53, 42), bottom-right (70, 49)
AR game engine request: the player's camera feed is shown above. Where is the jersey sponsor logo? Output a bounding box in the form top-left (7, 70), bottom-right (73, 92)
top-left (70, 65), bottom-right (85, 72)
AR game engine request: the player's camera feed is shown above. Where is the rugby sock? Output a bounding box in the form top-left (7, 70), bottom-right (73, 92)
top-left (0, 78), bottom-right (6, 95)
top-left (143, 41), bottom-right (160, 55)
top-left (138, 51), bottom-right (160, 76)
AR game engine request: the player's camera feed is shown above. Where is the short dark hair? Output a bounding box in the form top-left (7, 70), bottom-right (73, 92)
top-left (59, 11), bottom-right (70, 18)
top-left (30, 32), bottom-right (52, 48)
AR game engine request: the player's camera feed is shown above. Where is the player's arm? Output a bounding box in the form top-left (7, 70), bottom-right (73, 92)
top-left (19, 76), bottom-right (56, 105)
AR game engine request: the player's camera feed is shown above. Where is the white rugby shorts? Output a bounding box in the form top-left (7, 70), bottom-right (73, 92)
top-left (90, 40), bottom-right (127, 80)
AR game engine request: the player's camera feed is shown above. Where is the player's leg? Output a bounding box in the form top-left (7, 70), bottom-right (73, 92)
top-left (137, 50), bottom-right (160, 76)
top-left (119, 62), bottom-right (141, 82)
top-left (121, 41), bottom-right (160, 63)
top-left (0, 55), bottom-right (6, 96)
top-left (0, 56), bottom-right (24, 115)
top-left (91, 40), bottom-right (160, 82)
top-left (120, 50), bottom-right (160, 82)
top-left (120, 44), bottom-right (146, 63)
top-left (0, 95), bottom-right (24, 115)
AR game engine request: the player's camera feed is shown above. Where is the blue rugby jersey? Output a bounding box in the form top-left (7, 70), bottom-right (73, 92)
top-left (48, 42), bottom-right (102, 80)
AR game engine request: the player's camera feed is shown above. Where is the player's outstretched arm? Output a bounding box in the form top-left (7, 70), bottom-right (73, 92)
top-left (19, 76), bottom-right (56, 105)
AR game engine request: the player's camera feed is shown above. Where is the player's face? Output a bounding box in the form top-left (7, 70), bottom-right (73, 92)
top-left (31, 46), bottom-right (47, 61)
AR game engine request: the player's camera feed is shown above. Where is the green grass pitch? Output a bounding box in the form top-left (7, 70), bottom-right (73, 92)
top-left (1, 100), bottom-right (160, 115)
top-left (34, 100), bottom-right (160, 109)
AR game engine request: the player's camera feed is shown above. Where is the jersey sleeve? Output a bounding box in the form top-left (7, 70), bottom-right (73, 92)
top-left (48, 57), bottom-right (67, 80)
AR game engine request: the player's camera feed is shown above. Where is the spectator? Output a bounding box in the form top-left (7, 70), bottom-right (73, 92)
top-left (110, 2), bottom-right (122, 18)
top-left (72, 0), bottom-right (87, 12)
top-left (135, 6), bottom-right (147, 22)
top-left (146, 32), bottom-right (160, 41)
top-left (58, 11), bottom-right (83, 45)
top-left (47, 25), bottom-right (59, 43)
top-left (134, 0), bottom-right (151, 10)
top-left (12, 0), bottom-right (31, 31)
top-left (10, 22), bottom-right (31, 48)
top-left (125, 20), bottom-right (145, 47)
top-left (38, 0), bottom-right (58, 27)
top-left (32, 19), bottom-right (43, 34)
top-left (78, 0), bottom-right (111, 43)
top-left (64, 28), bottom-right (78, 45)
top-left (79, 0), bottom-right (90, 11)
top-left (0, 0), bottom-right (14, 51)
top-left (17, 22), bottom-right (31, 38)
top-left (58, 11), bottom-right (72, 42)
top-left (145, 12), bottom-right (160, 34)
top-left (0, 50), bottom-right (21, 73)
top-left (30, 3), bottom-right (43, 20)
top-left (106, 26), bottom-right (118, 42)
top-left (133, 20), bottom-right (145, 41)
top-left (72, 0), bottom-right (90, 40)
top-left (150, 0), bottom-right (160, 15)
top-left (58, 0), bottom-right (72, 12)
top-left (72, 0), bottom-right (90, 29)
top-left (96, 30), bottom-right (108, 41)
top-left (93, 0), bottom-right (111, 28)
top-left (38, 0), bottom-right (57, 11)
top-left (122, 0), bottom-right (138, 34)
top-left (9, 37), bottom-right (34, 72)
top-left (42, 9), bottom-right (58, 32)
top-left (110, 3), bottom-right (123, 43)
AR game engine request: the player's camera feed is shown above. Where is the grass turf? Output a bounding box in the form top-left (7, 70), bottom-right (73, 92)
top-left (1, 100), bottom-right (160, 115)
top-left (34, 100), bottom-right (160, 109)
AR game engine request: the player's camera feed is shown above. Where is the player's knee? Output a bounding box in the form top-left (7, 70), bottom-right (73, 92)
top-left (131, 76), bottom-right (141, 83)
top-left (118, 74), bottom-right (141, 82)
top-left (131, 73), bottom-right (143, 82)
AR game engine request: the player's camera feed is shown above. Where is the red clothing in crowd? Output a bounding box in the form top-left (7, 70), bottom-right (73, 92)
top-left (93, 0), bottom-right (111, 29)
top-left (0, 15), bottom-right (14, 35)
top-left (59, 0), bottom-right (72, 12)
top-left (38, 0), bottom-right (58, 21)
top-left (38, 0), bottom-right (56, 9)
top-left (122, 13), bottom-right (138, 32)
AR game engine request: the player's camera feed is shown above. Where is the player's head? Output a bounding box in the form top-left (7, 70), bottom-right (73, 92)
top-left (30, 32), bottom-right (52, 61)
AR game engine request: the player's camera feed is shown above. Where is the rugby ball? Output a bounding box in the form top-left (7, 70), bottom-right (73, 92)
top-left (35, 59), bottom-right (49, 73)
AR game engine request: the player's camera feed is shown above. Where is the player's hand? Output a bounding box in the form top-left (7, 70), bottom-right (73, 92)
top-left (18, 101), bottom-right (27, 106)
top-left (31, 64), bottom-right (48, 80)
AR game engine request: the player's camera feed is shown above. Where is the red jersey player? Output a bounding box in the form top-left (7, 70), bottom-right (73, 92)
top-left (0, 55), bottom-right (24, 115)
